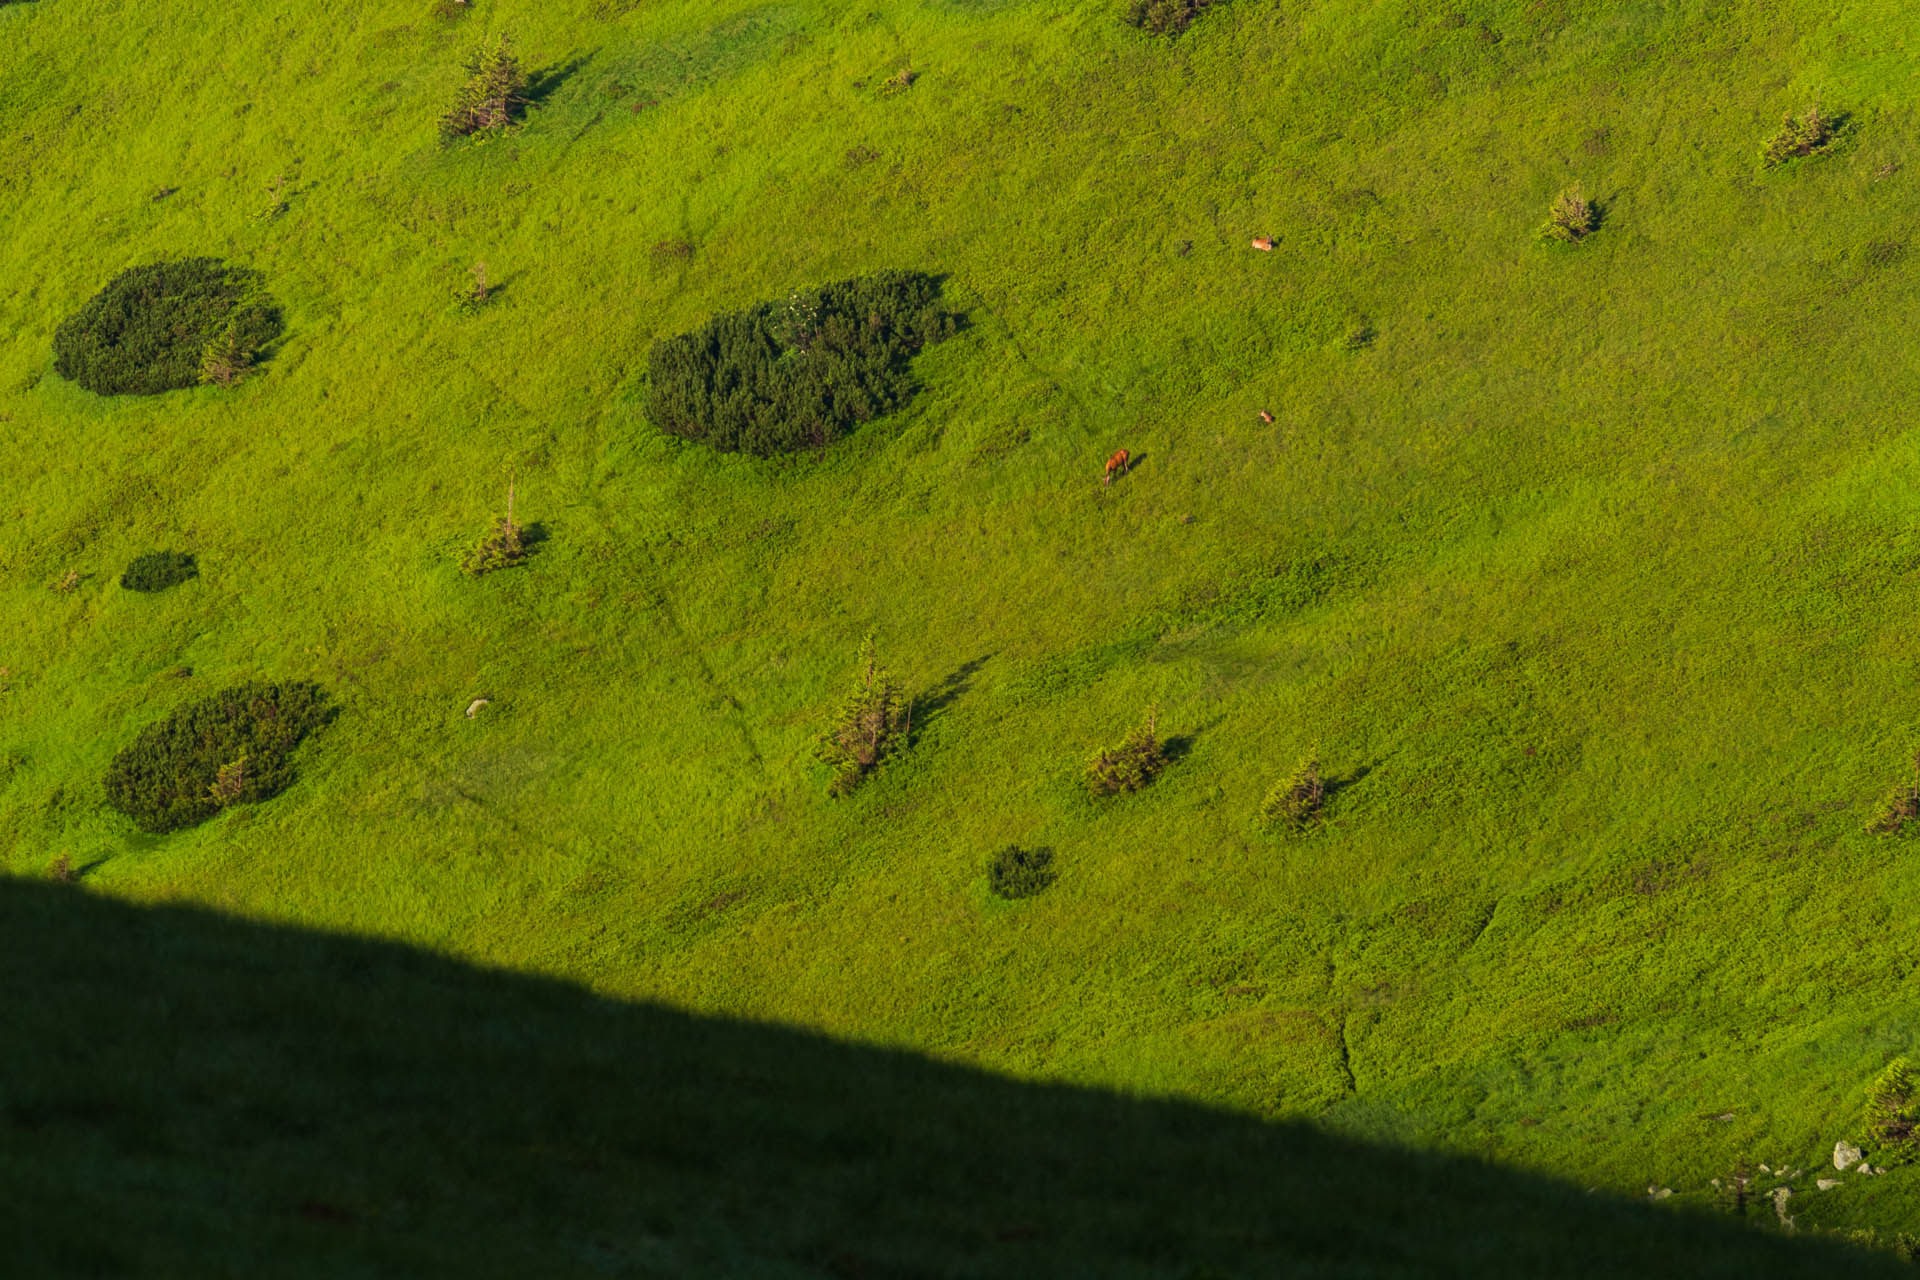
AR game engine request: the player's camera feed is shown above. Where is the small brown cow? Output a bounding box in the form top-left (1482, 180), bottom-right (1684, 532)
top-left (1104, 448), bottom-right (1131, 487)
top-left (1251, 237), bottom-right (1275, 251)
top-left (1258, 410), bottom-right (1275, 424)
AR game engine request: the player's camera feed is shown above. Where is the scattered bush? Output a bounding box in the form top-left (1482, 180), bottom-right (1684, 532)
top-left (646, 270), bottom-right (960, 457)
top-left (119, 551), bottom-right (197, 594)
top-left (817, 637), bottom-right (910, 797)
top-left (1869, 755), bottom-right (1920, 835)
top-left (1262, 753), bottom-right (1325, 832)
top-left (48, 853), bottom-right (72, 884)
top-left (1540, 185), bottom-right (1597, 243)
top-left (1866, 1059), bottom-right (1920, 1161)
top-left (1085, 707), bottom-right (1169, 799)
top-left (988, 846), bottom-right (1056, 900)
top-left (50, 568), bottom-right (79, 594)
top-left (459, 481), bottom-right (529, 576)
top-left (1125, 0), bottom-right (1219, 37)
top-left (1762, 105), bottom-right (1839, 168)
top-left (53, 259), bottom-right (282, 396)
top-left (103, 681), bottom-right (332, 834)
top-left (442, 35), bottom-right (530, 139)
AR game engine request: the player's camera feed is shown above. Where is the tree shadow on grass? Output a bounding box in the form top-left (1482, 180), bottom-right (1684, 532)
top-left (0, 880), bottom-right (1902, 1278)
top-left (526, 55), bottom-right (591, 110)
top-left (912, 654), bottom-right (990, 743)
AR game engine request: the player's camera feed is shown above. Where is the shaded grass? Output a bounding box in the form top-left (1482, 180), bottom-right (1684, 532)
top-left (2, 879), bottom-right (1910, 1277)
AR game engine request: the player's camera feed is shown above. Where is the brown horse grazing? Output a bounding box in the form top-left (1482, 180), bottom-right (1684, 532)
top-left (1258, 410), bottom-right (1275, 424)
top-left (1250, 237), bottom-right (1275, 251)
top-left (1104, 448), bottom-right (1131, 487)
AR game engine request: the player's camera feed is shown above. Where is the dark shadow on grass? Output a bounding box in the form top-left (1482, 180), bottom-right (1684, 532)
top-left (1323, 759), bottom-right (1382, 805)
top-left (911, 654), bottom-right (990, 743)
top-left (0, 880), bottom-right (1904, 1278)
top-left (526, 56), bottom-right (591, 110)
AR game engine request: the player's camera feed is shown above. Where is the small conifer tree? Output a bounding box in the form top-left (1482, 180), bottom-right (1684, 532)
top-left (1867, 1059), bottom-right (1920, 1160)
top-left (441, 35), bottom-right (530, 139)
top-left (1085, 707), bottom-right (1169, 799)
top-left (817, 636), bottom-right (910, 796)
top-left (1540, 186), bottom-right (1597, 243)
top-left (1761, 105), bottom-right (1838, 168)
top-left (460, 478), bottom-right (530, 576)
top-left (1262, 752), bottom-right (1325, 832)
top-left (1869, 754), bottom-right (1920, 835)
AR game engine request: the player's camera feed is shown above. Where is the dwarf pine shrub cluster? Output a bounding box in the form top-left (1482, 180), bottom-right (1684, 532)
top-left (103, 682), bottom-right (332, 833)
top-left (1124, 0), bottom-right (1219, 37)
top-left (53, 259), bottom-right (282, 396)
top-left (988, 846), bottom-right (1056, 900)
top-left (646, 270), bottom-right (960, 456)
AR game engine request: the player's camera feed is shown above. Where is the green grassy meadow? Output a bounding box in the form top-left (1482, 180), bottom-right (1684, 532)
top-left (8, 0), bottom-right (1920, 1262)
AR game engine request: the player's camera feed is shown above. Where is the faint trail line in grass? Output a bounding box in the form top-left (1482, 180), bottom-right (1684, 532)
top-left (632, 540), bottom-right (770, 779)
top-left (964, 290), bottom-right (1102, 442)
top-left (1465, 899), bottom-right (1498, 951)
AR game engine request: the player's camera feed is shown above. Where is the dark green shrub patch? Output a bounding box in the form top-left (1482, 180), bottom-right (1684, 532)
top-left (1085, 708), bottom-right (1169, 799)
top-left (103, 682), bottom-right (333, 833)
top-left (988, 846), bottom-right (1055, 900)
top-left (1125, 0), bottom-right (1219, 37)
top-left (816, 637), bottom-right (910, 796)
top-left (119, 551), bottom-right (197, 593)
top-left (646, 270), bottom-right (960, 457)
top-left (53, 258), bottom-right (282, 396)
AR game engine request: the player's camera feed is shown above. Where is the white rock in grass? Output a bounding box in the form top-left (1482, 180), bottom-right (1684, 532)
top-left (1835, 1140), bottom-right (1864, 1171)
top-left (1818, 1179), bottom-right (1841, 1191)
top-left (466, 698), bottom-right (491, 718)
top-left (1771, 1186), bottom-right (1794, 1226)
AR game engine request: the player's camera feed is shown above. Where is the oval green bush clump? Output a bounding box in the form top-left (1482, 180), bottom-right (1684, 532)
top-left (53, 258), bottom-right (283, 396)
top-left (646, 270), bottom-right (960, 457)
top-left (119, 551), bottom-right (198, 594)
top-left (103, 682), bottom-right (333, 834)
top-left (988, 846), bottom-right (1055, 900)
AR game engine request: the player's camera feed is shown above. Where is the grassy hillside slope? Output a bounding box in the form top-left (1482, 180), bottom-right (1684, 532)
top-left (6, 0), bottom-right (1920, 1248)
top-left (4, 879), bottom-right (1911, 1277)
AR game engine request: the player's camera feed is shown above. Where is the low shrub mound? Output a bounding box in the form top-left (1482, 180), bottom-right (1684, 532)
top-left (647, 270), bottom-right (960, 456)
top-left (988, 846), bottom-right (1056, 900)
top-left (1762, 105), bottom-right (1839, 168)
top-left (1085, 708), bottom-right (1169, 799)
top-left (53, 258), bottom-right (282, 396)
top-left (103, 682), bottom-right (332, 834)
top-left (119, 551), bottom-right (197, 594)
top-left (1125, 0), bottom-right (1219, 37)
